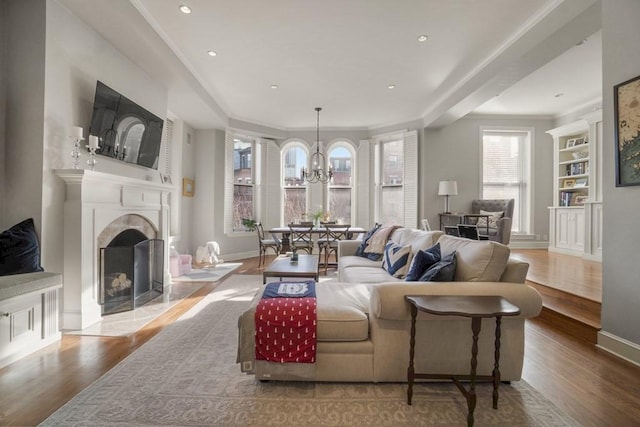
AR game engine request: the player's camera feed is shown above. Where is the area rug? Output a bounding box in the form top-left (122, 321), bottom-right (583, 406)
top-left (42, 274), bottom-right (577, 426)
top-left (171, 262), bottom-right (242, 282)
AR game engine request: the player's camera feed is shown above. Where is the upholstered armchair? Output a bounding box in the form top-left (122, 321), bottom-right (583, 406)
top-left (470, 199), bottom-right (514, 245)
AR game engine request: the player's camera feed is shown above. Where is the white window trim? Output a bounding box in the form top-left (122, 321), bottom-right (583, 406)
top-left (326, 139), bottom-right (357, 224)
top-left (478, 126), bottom-right (534, 236)
top-left (224, 131), bottom-right (259, 235)
top-left (371, 130), bottom-right (418, 227)
top-left (281, 140), bottom-right (309, 225)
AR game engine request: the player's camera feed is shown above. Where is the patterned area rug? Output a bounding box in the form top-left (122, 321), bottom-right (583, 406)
top-left (42, 275), bottom-right (577, 426)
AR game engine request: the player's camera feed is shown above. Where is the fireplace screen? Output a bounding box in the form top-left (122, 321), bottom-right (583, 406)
top-left (100, 230), bottom-right (164, 315)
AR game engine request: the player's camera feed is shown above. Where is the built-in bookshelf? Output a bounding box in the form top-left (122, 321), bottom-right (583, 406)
top-left (558, 134), bottom-right (589, 207)
top-left (547, 110), bottom-right (602, 261)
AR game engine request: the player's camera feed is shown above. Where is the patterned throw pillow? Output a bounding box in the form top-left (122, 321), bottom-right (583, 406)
top-left (476, 210), bottom-right (503, 228)
top-left (405, 243), bottom-right (441, 282)
top-left (355, 223), bottom-right (381, 257)
top-left (418, 251), bottom-right (457, 282)
top-left (382, 242), bottom-right (413, 278)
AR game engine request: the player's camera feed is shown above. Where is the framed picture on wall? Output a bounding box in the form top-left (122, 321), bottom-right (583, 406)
top-left (183, 178), bottom-right (195, 197)
top-left (614, 73), bottom-right (640, 186)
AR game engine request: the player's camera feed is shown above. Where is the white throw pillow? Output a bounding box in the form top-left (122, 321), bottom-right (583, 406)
top-left (476, 210), bottom-right (503, 228)
top-left (382, 242), bottom-right (413, 278)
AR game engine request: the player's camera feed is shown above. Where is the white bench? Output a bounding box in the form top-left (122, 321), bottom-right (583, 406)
top-left (0, 272), bottom-right (63, 368)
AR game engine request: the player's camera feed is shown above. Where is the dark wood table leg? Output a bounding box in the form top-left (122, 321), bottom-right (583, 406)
top-left (407, 305), bottom-right (417, 405)
top-left (468, 317), bottom-right (481, 427)
top-left (492, 316), bottom-right (503, 409)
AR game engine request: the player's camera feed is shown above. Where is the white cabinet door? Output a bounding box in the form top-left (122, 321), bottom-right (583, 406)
top-left (554, 208), bottom-right (585, 252)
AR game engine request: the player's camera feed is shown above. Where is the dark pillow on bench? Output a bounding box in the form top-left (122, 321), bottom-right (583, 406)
top-left (0, 218), bottom-right (44, 276)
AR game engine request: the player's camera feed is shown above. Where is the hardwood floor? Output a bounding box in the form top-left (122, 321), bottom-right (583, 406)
top-left (1, 253), bottom-right (639, 426)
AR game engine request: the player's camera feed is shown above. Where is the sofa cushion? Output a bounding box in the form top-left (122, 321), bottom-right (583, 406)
top-left (316, 283), bottom-right (370, 341)
top-left (419, 251), bottom-right (457, 282)
top-left (340, 266), bottom-right (395, 284)
top-left (382, 242), bottom-right (412, 278)
top-left (390, 228), bottom-right (442, 255)
top-left (405, 243), bottom-right (441, 281)
top-left (0, 218), bottom-right (44, 276)
top-left (437, 235), bottom-right (510, 282)
top-left (339, 255), bottom-right (382, 269)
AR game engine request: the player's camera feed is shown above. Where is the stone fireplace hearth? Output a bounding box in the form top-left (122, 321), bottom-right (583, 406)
top-left (56, 169), bottom-right (172, 330)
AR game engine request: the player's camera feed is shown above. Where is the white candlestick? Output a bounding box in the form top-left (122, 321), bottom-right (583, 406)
top-left (71, 126), bottom-right (83, 139)
top-left (89, 135), bottom-right (99, 149)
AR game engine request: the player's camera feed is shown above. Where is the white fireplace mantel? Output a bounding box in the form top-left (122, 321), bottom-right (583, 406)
top-left (56, 169), bottom-right (172, 330)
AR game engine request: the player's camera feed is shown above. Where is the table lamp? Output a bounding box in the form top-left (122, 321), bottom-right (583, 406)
top-left (438, 180), bottom-right (458, 214)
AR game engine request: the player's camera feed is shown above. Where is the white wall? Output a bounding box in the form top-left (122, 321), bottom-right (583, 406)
top-left (0, 0), bottom-right (7, 229)
top-left (177, 123), bottom-right (195, 254)
top-left (3, 0), bottom-right (46, 236)
top-left (39, 0), bottom-right (169, 273)
top-left (422, 116), bottom-right (555, 243)
top-left (1, 0), bottom-right (173, 274)
top-left (600, 0), bottom-right (640, 355)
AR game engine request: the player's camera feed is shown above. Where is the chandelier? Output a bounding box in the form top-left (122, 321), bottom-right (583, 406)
top-left (301, 107), bottom-right (333, 183)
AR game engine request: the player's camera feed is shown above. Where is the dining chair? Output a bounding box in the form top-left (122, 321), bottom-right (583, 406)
top-left (288, 223), bottom-right (315, 254)
top-left (317, 224), bottom-right (351, 274)
top-left (256, 222), bottom-right (281, 266)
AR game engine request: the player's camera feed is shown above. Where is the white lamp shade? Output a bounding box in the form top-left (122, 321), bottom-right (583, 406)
top-left (438, 180), bottom-right (458, 196)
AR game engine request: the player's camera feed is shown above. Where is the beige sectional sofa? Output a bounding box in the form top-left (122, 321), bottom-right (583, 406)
top-left (238, 229), bottom-right (542, 383)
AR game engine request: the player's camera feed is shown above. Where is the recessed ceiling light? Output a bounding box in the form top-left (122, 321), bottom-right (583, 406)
top-left (554, 93), bottom-right (564, 98)
top-left (388, 84), bottom-right (396, 89)
top-left (270, 84), bottom-right (279, 89)
top-left (179, 5), bottom-right (192, 14)
top-left (417, 35), bottom-right (428, 42)
top-left (207, 50), bottom-right (217, 57)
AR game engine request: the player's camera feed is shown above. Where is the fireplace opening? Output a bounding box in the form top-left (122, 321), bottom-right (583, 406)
top-left (100, 229), bottom-right (164, 315)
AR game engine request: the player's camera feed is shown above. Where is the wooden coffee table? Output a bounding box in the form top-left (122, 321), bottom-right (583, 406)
top-left (405, 295), bottom-right (520, 427)
top-left (262, 254), bottom-right (320, 284)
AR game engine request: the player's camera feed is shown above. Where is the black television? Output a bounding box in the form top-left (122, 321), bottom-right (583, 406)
top-left (89, 81), bottom-right (164, 169)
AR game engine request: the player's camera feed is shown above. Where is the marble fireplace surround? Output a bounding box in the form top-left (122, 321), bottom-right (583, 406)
top-left (56, 170), bottom-right (172, 330)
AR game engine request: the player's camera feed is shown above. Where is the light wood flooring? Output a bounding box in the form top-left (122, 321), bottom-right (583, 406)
top-left (1, 252), bottom-right (639, 426)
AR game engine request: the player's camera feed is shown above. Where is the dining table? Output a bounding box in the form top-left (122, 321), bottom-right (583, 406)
top-left (267, 226), bottom-right (366, 254)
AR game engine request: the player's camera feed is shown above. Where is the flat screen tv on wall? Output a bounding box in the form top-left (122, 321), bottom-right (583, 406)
top-left (89, 81), bottom-right (164, 169)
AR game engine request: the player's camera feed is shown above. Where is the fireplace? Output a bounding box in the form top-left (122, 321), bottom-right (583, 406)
top-left (56, 169), bottom-right (172, 330)
top-left (100, 229), bottom-right (164, 315)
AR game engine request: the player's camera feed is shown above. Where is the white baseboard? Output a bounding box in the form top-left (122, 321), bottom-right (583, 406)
top-left (597, 331), bottom-right (640, 367)
top-left (222, 250), bottom-right (259, 262)
top-left (509, 241), bottom-right (549, 249)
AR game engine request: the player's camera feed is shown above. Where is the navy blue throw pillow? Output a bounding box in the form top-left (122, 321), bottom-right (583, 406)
top-left (0, 218), bottom-right (44, 276)
top-left (419, 251), bottom-right (456, 282)
top-left (405, 243), bottom-right (441, 281)
top-left (355, 223), bottom-right (381, 257)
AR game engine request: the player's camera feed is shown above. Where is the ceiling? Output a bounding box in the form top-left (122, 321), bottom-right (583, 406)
top-left (61, 0), bottom-right (602, 130)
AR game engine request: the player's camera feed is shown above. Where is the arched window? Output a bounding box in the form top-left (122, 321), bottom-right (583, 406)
top-left (282, 143), bottom-right (308, 224)
top-left (327, 142), bottom-right (355, 224)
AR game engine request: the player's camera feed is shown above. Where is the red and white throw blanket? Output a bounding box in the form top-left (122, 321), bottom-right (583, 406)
top-left (255, 281), bottom-right (317, 363)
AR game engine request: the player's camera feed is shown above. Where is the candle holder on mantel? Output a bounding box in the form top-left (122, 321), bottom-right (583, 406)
top-left (87, 147), bottom-right (98, 170)
top-left (69, 126), bottom-right (85, 169)
top-left (87, 135), bottom-right (100, 171)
